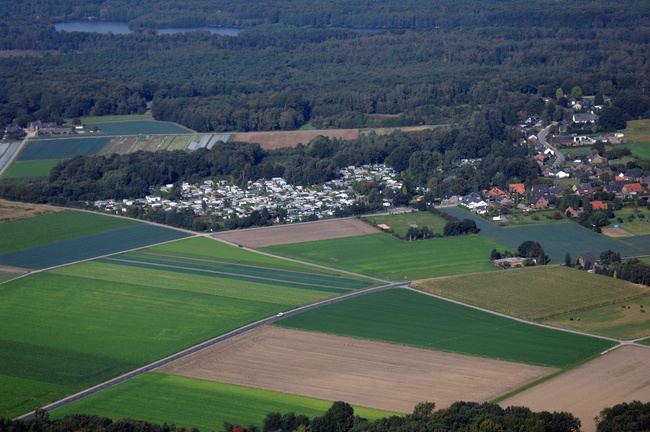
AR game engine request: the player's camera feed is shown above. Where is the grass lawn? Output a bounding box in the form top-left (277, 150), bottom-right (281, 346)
top-left (0, 159), bottom-right (59, 178)
top-left (543, 295), bottom-right (650, 340)
top-left (51, 373), bottom-right (397, 430)
top-left (412, 266), bottom-right (650, 321)
top-left (261, 232), bottom-right (502, 281)
top-left (622, 119), bottom-right (650, 144)
top-left (0, 211), bottom-right (140, 254)
top-left (275, 288), bottom-right (615, 367)
top-left (609, 207), bottom-right (650, 236)
top-left (363, 211), bottom-right (448, 236)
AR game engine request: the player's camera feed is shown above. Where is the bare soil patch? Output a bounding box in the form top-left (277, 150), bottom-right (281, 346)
top-left (212, 219), bottom-right (380, 248)
top-left (0, 199), bottom-right (60, 223)
top-left (157, 326), bottom-right (555, 414)
top-left (602, 227), bottom-right (630, 237)
top-left (500, 345), bottom-right (650, 432)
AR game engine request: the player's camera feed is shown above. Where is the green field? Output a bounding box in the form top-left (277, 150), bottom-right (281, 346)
top-left (79, 115), bottom-right (155, 123)
top-left (0, 237), bottom-right (372, 418)
top-left (622, 119), bottom-right (650, 144)
top-left (495, 209), bottom-right (574, 227)
top-left (363, 212), bottom-right (448, 236)
top-left (0, 159), bottom-right (59, 178)
top-left (0, 210), bottom-right (140, 254)
top-left (261, 232), bottom-right (502, 281)
top-left (413, 266), bottom-right (650, 320)
top-left (609, 207), bottom-right (650, 236)
top-left (51, 373), bottom-right (396, 430)
top-left (442, 207), bottom-right (644, 261)
top-left (85, 121), bottom-right (191, 135)
top-left (543, 295), bottom-right (650, 340)
top-left (275, 288), bottom-right (615, 367)
top-left (17, 137), bottom-right (111, 160)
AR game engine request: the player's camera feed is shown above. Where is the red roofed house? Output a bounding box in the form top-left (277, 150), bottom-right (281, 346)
top-left (487, 187), bottom-right (507, 197)
top-left (509, 183), bottom-right (526, 195)
top-left (590, 200), bottom-right (609, 211)
top-left (622, 183), bottom-right (644, 196)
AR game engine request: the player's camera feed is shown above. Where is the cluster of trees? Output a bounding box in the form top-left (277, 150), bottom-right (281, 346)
top-left (594, 250), bottom-right (650, 286)
top-left (6, 399), bottom-right (650, 432)
top-left (490, 240), bottom-right (546, 266)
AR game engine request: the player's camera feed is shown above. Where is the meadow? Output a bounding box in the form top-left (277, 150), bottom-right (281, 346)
top-left (441, 207), bottom-right (643, 261)
top-left (412, 266), bottom-right (650, 320)
top-left (0, 159), bottom-right (59, 178)
top-left (85, 121), bottom-right (190, 135)
top-left (51, 373), bottom-right (396, 430)
top-left (80, 115), bottom-right (155, 123)
top-left (0, 210), bottom-right (140, 254)
top-left (260, 232), bottom-right (502, 281)
top-left (0, 224), bottom-right (190, 269)
top-left (362, 211), bottom-right (448, 236)
top-left (0, 237), bottom-right (371, 418)
top-left (608, 207), bottom-right (650, 236)
top-left (17, 137), bottom-right (111, 160)
top-left (543, 294), bottom-right (650, 340)
top-left (275, 288), bottom-right (615, 367)
top-left (622, 119), bottom-right (650, 145)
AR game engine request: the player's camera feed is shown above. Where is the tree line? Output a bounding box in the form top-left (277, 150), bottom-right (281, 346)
top-left (4, 399), bottom-right (650, 432)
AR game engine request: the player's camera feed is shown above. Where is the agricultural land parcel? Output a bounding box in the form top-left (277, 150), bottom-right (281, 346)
top-left (51, 372), bottom-right (397, 431)
top-left (213, 218), bottom-right (380, 248)
top-left (274, 288), bottom-right (615, 367)
top-left (260, 232), bottom-right (504, 281)
top-left (0, 159), bottom-right (60, 178)
top-left (500, 345), bottom-right (650, 432)
top-left (0, 211), bottom-right (191, 269)
top-left (441, 207), bottom-right (646, 261)
top-left (362, 212), bottom-right (448, 236)
top-left (155, 326), bottom-right (554, 414)
top-left (607, 207), bottom-right (650, 236)
top-left (0, 199), bottom-right (59, 223)
top-left (0, 236), bottom-right (373, 418)
top-left (412, 266), bottom-right (650, 323)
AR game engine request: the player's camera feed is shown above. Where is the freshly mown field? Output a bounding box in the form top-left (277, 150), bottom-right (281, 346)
top-left (85, 121), bottom-right (191, 135)
top-left (17, 137), bottom-right (111, 160)
top-left (0, 211), bottom-right (139, 254)
top-left (0, 221), bottom-right (190, 269)
top-left (261, 232), bottom-right (502, 281)
top-left (362, 212), bottom-right (448, 236)
top-left (0, 237), bottom-right (372, 418)
top-left (51, 373), bottom-right (396, 430)
top-left (412, 266), bottom-right (650, 321)
top-left (543, 295), bottom-right (650, 340)
top-left (0, 159), bottom-right (60, 178)
top-left (275, 288), bottom-right (615, 367)
top-left (441, 207), bottom-right (643, 260)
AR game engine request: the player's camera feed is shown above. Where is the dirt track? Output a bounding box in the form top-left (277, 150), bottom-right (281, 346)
top-left (212, 219), bottom-right (380, 248)
top-left (500, 345), bottom-right (650, 432)
top-left (157, 326), bottom-right (555, 414)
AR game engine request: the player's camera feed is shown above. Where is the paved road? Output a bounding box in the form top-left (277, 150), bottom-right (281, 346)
top-left (537, 123), bottom-right (564, 168)
top-left (0, 132), bottom-right (32, 176)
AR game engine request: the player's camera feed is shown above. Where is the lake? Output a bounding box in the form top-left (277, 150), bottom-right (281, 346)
top-left (54, 21), bottom-right (242, 36)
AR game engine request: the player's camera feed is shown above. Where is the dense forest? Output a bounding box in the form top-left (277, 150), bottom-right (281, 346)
top-left (3, 400), bottom-right (650, 432)
top-left (1, 0), bottom-right (650, 131)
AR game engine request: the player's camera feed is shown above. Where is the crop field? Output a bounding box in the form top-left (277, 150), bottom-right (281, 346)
top-left (51, 373), bottom-right (396, 430)
top-left (17, 137), bottom-right (111, 160)
top-left (260, 232), bottom-right (503, 281)
top-left (85, 121), bottom-right (191, 135)
top-left (214, 219), bottom-right (380, 248)
top-left (0, 159), bottom-right (60, 178)
top-left (441, 207), bottom-right (642, 261)
top-left (500, 345), bottom-right (650, 432)
top-left (158, 326), bottom-right (554, 414)
top-left (362, 212), bottom-right (448, 236)
top-left (0, 223), bottom-right (190, 269)
top-left (0, 211), bottom-right (139, 254)
top-left (0, 237), bottom-right (372, 418)
top-left (275, 288), bottom-right (615, 367)
top-left (412, 266), bottom-right (650, 321)
top-left (80, 115), bottom-right (154, 123)
top-left (0, 199), bottom-right (59, 223)
top-left (543, 295), bottom-right (650, 340)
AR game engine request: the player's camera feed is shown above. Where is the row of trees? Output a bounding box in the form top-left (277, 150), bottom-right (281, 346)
top-left (5, 399), bottom-right (649, 432)
top-left (490, 240), bottom-right (546, 266)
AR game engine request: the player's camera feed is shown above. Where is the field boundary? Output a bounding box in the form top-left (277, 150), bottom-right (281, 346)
top-left (536, 293), bottom-right (650, 321)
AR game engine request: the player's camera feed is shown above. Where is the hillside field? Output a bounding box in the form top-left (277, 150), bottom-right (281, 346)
top-left (17, 137), bottom-right (111, 160)
top-left (51, 373), bottom-right (397, 430)
top-left (260, 232), bottom-right (502, 281)
top-left (274, 288), bottom-right (615, 367)
top-left (0, 237), bottom-right (371, 418)
top-left (412, 266), bottom-right (650, 321)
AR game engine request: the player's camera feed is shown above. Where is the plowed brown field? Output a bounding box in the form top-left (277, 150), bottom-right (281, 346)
top-left (157, 326), bottom-right (555, 414)
top-left (212, 218), bottom-right (380, 247)
top-left (500, 345), bottom-right (650, 432)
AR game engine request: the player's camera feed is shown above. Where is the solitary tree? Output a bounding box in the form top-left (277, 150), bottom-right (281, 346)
top-left (565, 252), bottom-right (572, 267)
